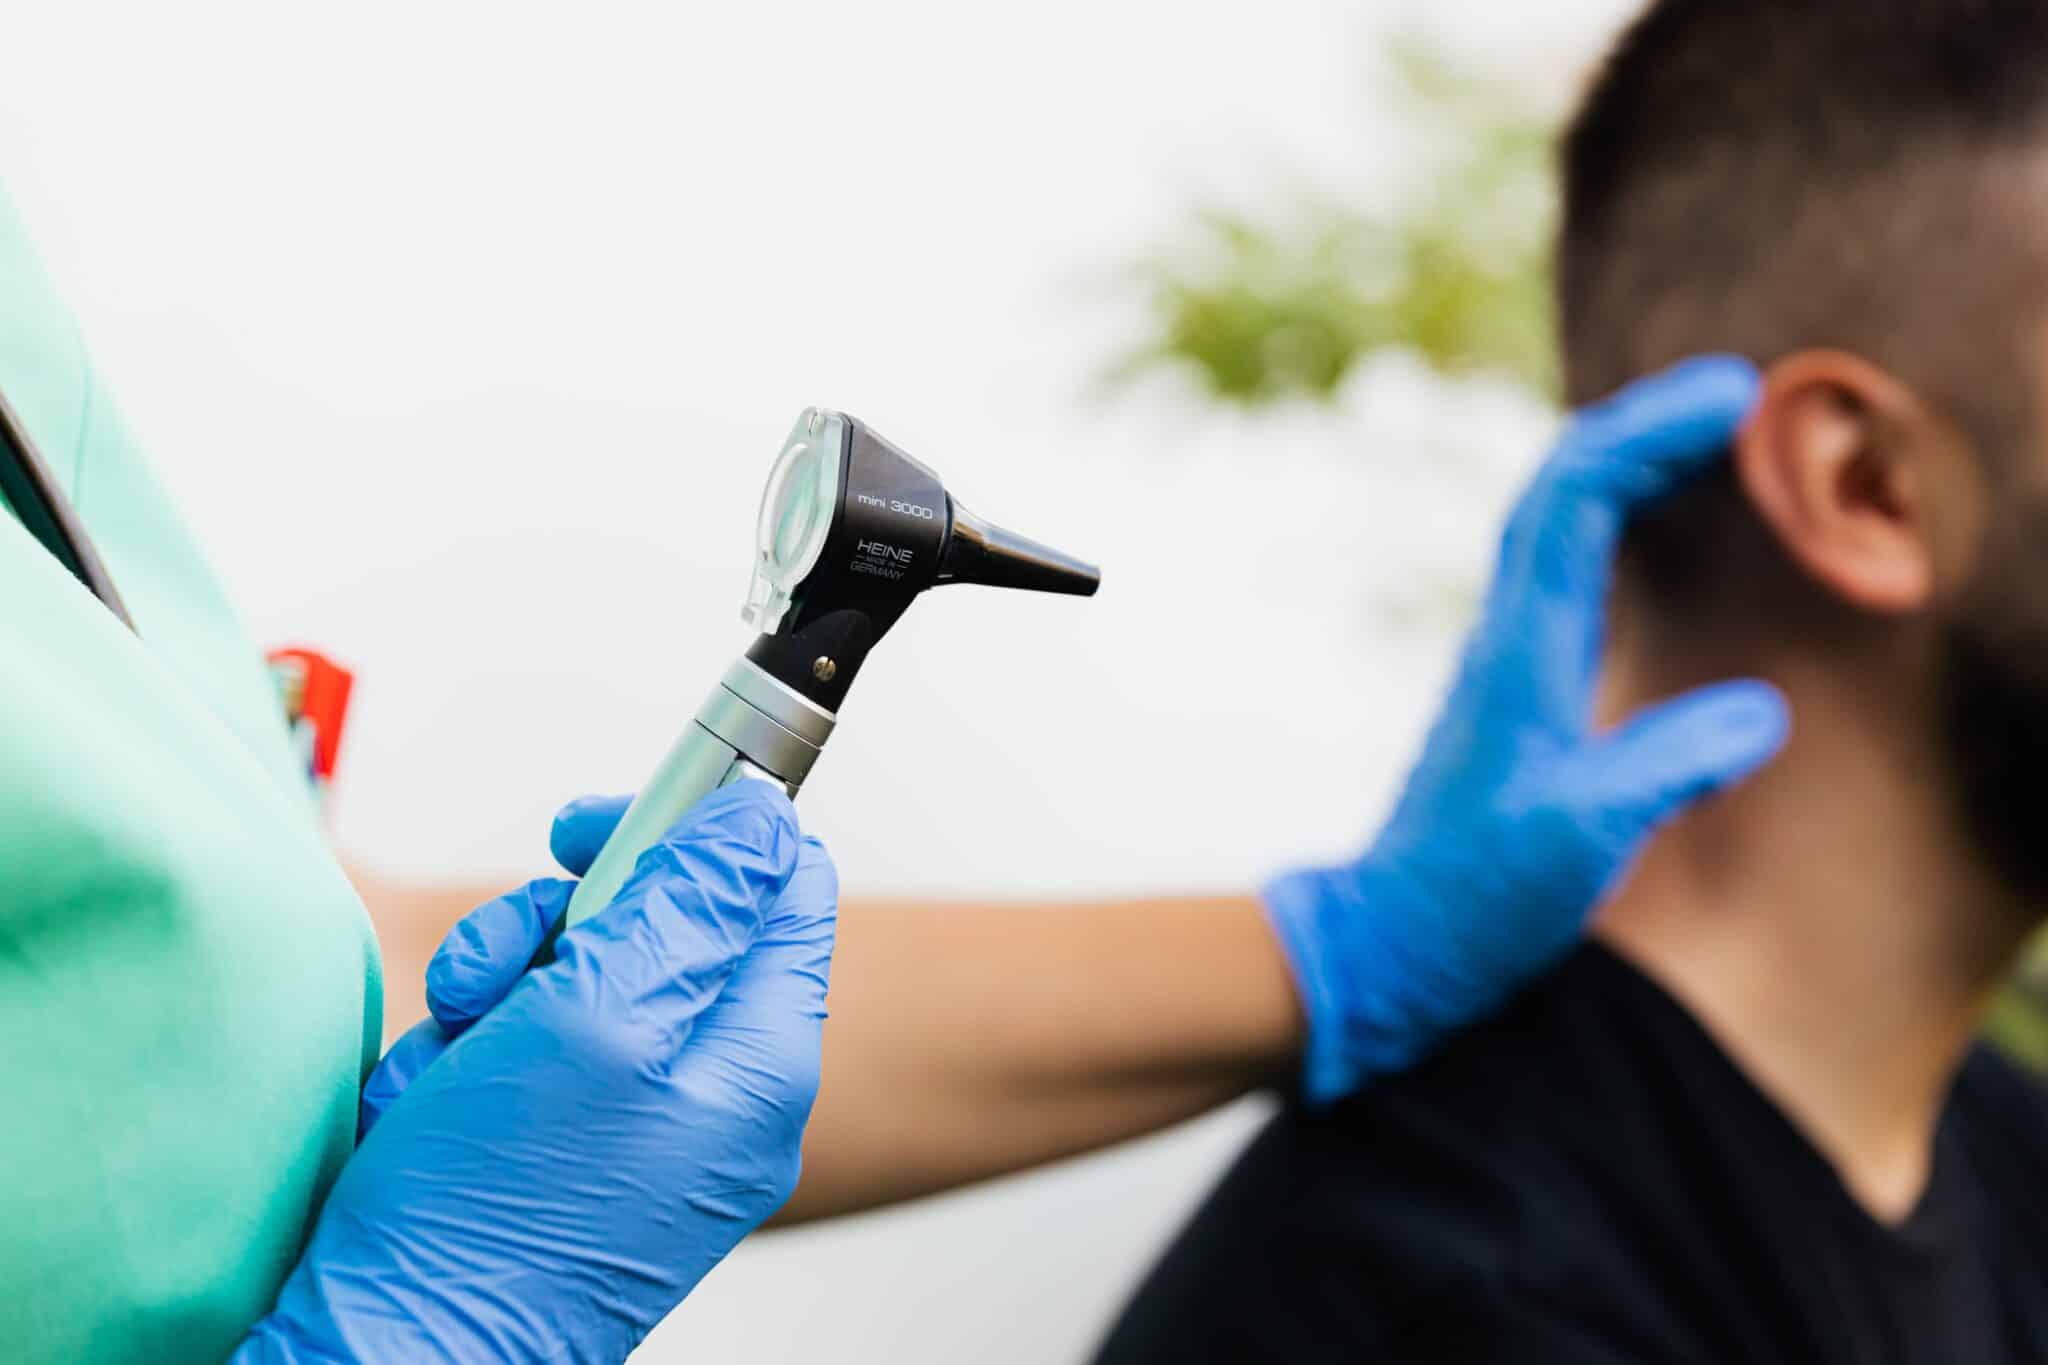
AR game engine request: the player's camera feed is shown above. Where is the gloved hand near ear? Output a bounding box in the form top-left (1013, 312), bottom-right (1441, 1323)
top-left (236, 782), bottom-right (837, 1364)
top-left (1263, 356), bottom-right (1791, 1106)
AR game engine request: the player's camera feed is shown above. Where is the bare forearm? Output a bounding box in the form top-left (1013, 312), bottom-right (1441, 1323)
top-left (349, 862), bottom-right (1307, 1222)
top-left (776, 895), bottom-right (1303, 1224)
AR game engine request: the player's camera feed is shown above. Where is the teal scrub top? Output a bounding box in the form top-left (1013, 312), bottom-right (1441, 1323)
top-left (0, 187), bottom-right (383, 1361)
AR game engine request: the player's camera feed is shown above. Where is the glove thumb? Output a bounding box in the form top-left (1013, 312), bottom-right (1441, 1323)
top-left (551, 793), bottom-right (633, 876)
top-left (1574, 679), bottom-right (1789, 844)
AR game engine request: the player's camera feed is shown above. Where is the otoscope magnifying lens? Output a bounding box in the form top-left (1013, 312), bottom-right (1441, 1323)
top-left (743, 411), bottom-right (846, 633)
top-left (765, 446), bottom-right (823, 571)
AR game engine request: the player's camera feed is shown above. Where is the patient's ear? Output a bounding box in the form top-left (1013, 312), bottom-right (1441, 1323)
top-left (1733, 350), bottom-right (1959, 614)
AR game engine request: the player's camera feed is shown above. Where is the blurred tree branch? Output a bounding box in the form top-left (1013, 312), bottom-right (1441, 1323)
top-left (1108, 39), bottom-right (1560, 406)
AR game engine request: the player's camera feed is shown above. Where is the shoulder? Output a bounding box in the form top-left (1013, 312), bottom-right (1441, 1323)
top-left (1093, 1100), bottom-right (1557, 1362)
top-left (1947, 1042), bottom-right (2048, 1279)
top-left (1955, 1039), bottom-right (2048, 1105)
top-left (1098, 950), bottom-right (1647, 1361)
top-left (1098, 943), bottom-right (1801, 1363)
top-left (1950, 1042), bottom-right (2048, 1182)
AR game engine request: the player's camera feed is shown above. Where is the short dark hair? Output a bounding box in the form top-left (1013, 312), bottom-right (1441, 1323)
top-left (1560, 0), bottom-right (2048, 601)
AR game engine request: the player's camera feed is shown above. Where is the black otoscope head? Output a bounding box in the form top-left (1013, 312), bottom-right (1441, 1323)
top-left (739, 408), bottom-right (1100, 711)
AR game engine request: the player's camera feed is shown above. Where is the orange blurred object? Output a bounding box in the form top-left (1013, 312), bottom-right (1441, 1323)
top-left (267, 646), bottom-right (355, 805)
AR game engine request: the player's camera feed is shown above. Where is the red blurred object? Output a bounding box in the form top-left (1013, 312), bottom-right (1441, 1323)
top-left (267, 646), bottom-right (356, 793)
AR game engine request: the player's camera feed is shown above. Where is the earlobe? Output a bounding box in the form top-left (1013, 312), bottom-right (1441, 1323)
top-left (1734, 351), bottom-right (1937, 614)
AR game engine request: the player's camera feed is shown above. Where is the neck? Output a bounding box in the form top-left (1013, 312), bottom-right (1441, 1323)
top-left (1595, 652), bottom-right (2036, 1224)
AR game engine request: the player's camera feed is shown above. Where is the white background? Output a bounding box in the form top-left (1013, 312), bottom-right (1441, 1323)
top-left (3, 1), bottom-right (1635, 1359)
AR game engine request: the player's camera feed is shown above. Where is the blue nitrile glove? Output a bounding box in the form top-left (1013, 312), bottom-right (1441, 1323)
top-left (1264, 356), bottom-right (1790, 1106)
top-left (237, 782), bottom-right (837, 1365)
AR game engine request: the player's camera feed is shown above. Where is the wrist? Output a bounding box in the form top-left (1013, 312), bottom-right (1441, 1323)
top-left (1202, 894), bottom-right (1311, 1086)
top-left (1259, 858), bottom-right (1436, 1107)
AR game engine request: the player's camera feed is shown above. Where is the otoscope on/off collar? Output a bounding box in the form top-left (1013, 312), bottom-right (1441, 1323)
top-left (558, 408), bottom-right (1101, 930)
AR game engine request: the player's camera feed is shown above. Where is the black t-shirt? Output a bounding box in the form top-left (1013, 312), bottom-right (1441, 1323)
top-left (1095, 943), bottom-right (2048, 1363)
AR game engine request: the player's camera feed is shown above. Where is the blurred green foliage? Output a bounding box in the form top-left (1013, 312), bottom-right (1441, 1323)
top-left (1988, 961), bottom-right (2048, 1068)
top-left (1110, 41), bottom-right (1559, 405)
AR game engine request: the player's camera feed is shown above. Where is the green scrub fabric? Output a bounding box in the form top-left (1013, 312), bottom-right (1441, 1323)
top-left (0, 187), bottom-right (383, 1362)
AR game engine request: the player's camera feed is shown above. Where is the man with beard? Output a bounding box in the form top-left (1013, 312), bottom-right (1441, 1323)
top-left (1090, 0), bottom-right (2048, 1360)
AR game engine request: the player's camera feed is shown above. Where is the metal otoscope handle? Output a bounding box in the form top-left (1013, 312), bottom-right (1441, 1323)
top-left (560, 659), bottom-right (836, 927)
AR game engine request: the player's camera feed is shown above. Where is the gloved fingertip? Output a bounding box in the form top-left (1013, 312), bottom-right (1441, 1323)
top-left (1699, 677), bottom-right (1791, 751)
top-left (551, 794), bottom-right (633, 876)
top-left (423, 919), bottom-right (487, 1029)
top-left (426, 879), bottom-right (571, 1031)
top-left (690, 779), bottom-right (799, 842)
top-left (1610, 353), bottom-right (1760, 422)
top-left (793, 832), bottom-right (837, 888)
top-left (1566, 353), bottom-right (1762, 487)
top-left (768, 841), bottom-right (840, 984)
top-left (644, 781), bottom-right (803, 885)
top-left (1653, 678), bottom-right (1791, 777)
top-left (1592, 678), bottom-right (1793, 827)
top-left (1654, 352), bottom-right (1762, 399)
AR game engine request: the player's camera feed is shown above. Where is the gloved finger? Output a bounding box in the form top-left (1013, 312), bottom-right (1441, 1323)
top-left (668, 834), bottom-right (838, 1194)
top-left (552, 781), bottom-right (804, 1036)
top-left (687, 834), bottom-right (838, 1066)
top-left (1552, 353), bottom-right (1762, 492)
top-left (1489, 355), bottom-right (1761, 723)
top-left (551, 793), bottom-right (633, 876)
top-left (1568, 678), bottom-right (1790, 841)
top-left (740, 834), bottom-right (837, 1006)
top-left (357, 1017), bottom-right (454, 1143)
top-left (426, 878), bottom-right (575, 1033)
top-left (1495, 355), bottom-right (1760, 593)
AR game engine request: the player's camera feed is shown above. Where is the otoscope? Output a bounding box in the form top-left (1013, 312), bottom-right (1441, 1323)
top-left (558, 408), bottom-right (1101, 929)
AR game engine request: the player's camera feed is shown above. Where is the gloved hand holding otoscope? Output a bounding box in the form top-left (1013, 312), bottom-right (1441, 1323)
top-left (244, 409), bottom-right (1101, 1363)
